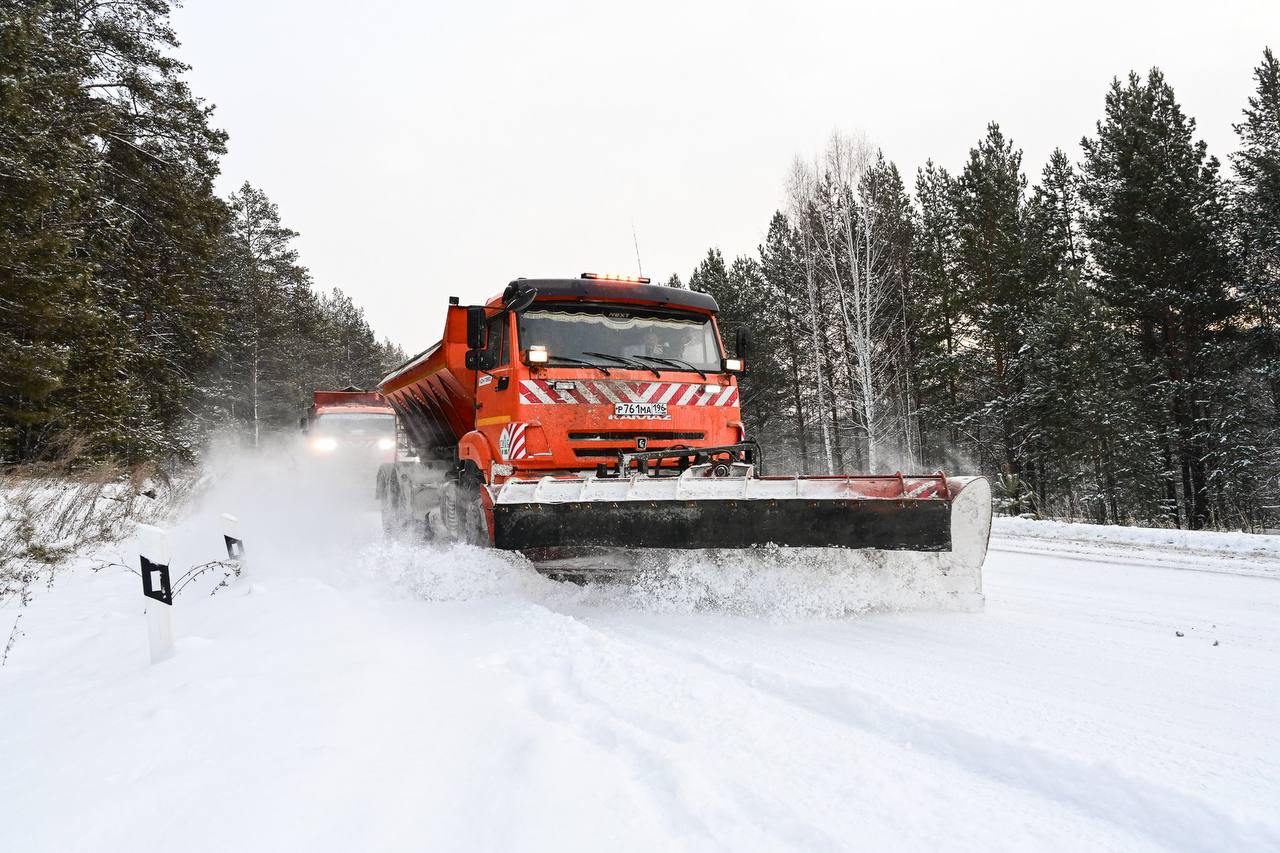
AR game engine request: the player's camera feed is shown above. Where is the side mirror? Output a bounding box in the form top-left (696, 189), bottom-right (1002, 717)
top-left (465, 350), bottom-right (498, 371)
top-left (735, 327), bottom-right (750, 361)
top-left (466, 306), bottom-right (487, 350)
top-left (502, 282), bottom-right (538, 314)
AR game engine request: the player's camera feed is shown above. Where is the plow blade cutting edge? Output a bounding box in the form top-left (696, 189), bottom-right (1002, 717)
top-left (490, 470), bottom-right (992, 607)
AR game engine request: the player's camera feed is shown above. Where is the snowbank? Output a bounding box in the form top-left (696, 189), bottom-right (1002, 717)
top-left (993, 516), bottom-right (1280, 558)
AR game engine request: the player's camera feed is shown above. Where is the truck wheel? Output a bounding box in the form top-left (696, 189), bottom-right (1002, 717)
top-left (380, 477), bottom-right (407, 539)
top-left (443, 463), bottom-right (489, 546)
top-left (461, 491), bottom-right (487, 546)
top-left (440, 480), bottom-right (462, 539)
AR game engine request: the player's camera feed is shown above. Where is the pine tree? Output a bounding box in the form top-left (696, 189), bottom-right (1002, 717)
top-left (1232, 47), bottom-right (1280, 415)
top-left (910, 161), bottom-right (963, 463)
top-left (0, 3), bottom-right (97, 460)
top-left (1, 0), bottom-right (229, 463)
top-left (1227, 47), bottom-right (1280, 528)
top-left (218, 183), bottom-right (309, 446)
top-left (758, 212), bottom-right (813, 471)
top-left (211, 184), bottom-right (396, 444)
top-left (1081, 69), bottom-right (1237, 528)
top-left (687, 248), bottom-right (798, 463)
top-left (1019, 150), bottom-right (1165, 521)
top-left (317, 288), bottom-right (394, 389)
top-left (950, 123), bottom-right (1034, 481)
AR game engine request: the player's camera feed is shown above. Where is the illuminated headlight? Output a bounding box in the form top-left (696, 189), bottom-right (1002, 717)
top-left (311, 437), bottom-right (338, 453)
top-left (528, 345), bottom-right (549, 364)
top-left (703, 384), bottom-right (721, 396)
top-left (377, 437), bottom-right (395, 451)
top-left (723, 357), bottom-right (743, 372)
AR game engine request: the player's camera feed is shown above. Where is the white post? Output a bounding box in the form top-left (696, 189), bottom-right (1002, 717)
top-left (137, 524), bottom-right (175, 664)
top-left (221, 513), bottom-right (245, 569)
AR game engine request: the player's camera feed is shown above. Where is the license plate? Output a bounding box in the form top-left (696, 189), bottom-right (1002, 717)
top-left (613, 402), bottom-right (669, 419)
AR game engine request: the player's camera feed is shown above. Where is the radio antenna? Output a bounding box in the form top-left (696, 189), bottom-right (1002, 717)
top-left (631, 221), bottom-right (644, 277)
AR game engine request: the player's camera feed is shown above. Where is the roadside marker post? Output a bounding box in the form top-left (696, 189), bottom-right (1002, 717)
top-left (137, 524), bottom-right (174, 664)
top-left (221, 513), bottom-right (245, 567)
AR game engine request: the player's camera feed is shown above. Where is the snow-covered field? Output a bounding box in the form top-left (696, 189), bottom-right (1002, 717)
top-left (2, 457), bottom-right (1278, 852)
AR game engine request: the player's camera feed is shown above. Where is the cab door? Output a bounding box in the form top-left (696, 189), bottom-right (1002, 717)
top-left (474, 311), bottom-right (516, 465)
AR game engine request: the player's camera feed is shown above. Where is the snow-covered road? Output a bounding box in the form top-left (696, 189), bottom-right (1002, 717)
top-left (2, 476), bottom-right (1278, 852)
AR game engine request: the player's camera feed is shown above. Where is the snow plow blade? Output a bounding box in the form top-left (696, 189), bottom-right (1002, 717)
top-left (491, 470), bottom-right (992, 603)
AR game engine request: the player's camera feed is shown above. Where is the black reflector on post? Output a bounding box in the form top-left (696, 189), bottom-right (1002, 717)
top-left (140, 555), bottom-right (173, 606)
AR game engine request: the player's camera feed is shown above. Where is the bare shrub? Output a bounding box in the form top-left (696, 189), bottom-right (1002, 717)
top-left (0, 442), bottom-right (190, 615)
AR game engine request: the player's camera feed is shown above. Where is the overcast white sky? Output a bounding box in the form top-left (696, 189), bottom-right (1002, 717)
top-left (172, 0), bottom-right (1275, 352)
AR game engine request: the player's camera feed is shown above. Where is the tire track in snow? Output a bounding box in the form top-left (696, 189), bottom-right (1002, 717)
top-left (596, 621), bottom-right (1279, 853)
top-left (493, 604), bottom-right (850, 852)
top-left (495, 603), bottom-right (1164, 852)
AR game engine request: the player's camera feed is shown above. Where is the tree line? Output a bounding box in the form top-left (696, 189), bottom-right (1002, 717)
top-left (684, 52), bottom-right (1280, 531)
top-left (1, 1), bottom-right (403, 466)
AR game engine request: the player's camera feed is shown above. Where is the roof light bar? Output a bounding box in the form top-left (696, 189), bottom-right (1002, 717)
top-left (581, 272), bottom-right (651, 284)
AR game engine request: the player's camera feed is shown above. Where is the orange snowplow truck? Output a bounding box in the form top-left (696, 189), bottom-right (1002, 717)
top-left (377, 274), bottom-right (991, 592)
top-left (301, 388), bottom-right (397, 461)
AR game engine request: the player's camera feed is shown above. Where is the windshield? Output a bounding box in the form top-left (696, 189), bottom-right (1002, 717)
top-left (314, 412), bottom-right (394, 435)
top-left (517, 307), bottom-right (723, 371)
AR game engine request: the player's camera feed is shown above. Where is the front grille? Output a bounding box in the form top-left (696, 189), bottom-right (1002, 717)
top-left (567, 430), bottom-right (705, 441)
top-left (572, 447), bottom-right (689, 459)
top-left (572, 447), bottom-right (631, 458)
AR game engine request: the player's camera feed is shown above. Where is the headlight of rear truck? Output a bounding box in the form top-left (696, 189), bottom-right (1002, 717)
top-left (311, 437), bottom-right (338, 453)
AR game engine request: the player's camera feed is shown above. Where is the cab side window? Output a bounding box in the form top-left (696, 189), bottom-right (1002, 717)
top-left (486, 314), bottom-right (509, 366)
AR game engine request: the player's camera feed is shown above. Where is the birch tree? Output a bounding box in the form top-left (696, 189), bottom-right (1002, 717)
top-left (787, 159), bottom-right (836, 474)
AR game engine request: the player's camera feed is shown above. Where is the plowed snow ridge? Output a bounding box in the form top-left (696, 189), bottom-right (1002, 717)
top-left (2, 460), bottom-right (1277, 852)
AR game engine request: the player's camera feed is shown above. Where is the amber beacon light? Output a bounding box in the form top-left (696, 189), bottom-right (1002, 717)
top-left (580, 272), bottom-right (651, 284)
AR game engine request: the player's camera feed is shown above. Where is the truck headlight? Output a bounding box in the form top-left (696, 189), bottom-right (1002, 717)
top-left (377, 437), bottom-right (395, 451)
top-left (528, 345), bottom-right (549, 364)
top-left (723, 358), bottom-right (743, 372)
top-left (311, 437), bottom-right (338, 453)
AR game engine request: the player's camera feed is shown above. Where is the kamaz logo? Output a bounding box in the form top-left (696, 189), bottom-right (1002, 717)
top-left (636, 437), bottom-right (648, 451)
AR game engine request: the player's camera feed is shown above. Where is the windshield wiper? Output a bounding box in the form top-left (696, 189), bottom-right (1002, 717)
top-left (544, 356), bottom-right (610, 375)
top-left (582, 351), bottom-right (661, 377)
top-left (634, 355), bottom-right (707, 379)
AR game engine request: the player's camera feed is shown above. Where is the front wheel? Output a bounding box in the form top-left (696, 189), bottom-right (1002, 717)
top-left (461, 489), bottom-right (488, 545)
top-left (441, 464), bottom-right (490, 546)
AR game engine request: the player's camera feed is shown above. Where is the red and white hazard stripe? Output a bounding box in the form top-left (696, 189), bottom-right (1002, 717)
top-left (518, 379), bottom-right (739, 407)
top-left (499, 422), bottom-right (528, 460)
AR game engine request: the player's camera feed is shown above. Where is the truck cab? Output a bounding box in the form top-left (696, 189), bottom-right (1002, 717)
top-left (466, 277), bottom-right (746, 479)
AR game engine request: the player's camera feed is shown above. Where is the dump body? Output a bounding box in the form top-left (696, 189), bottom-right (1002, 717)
top-left (376, 276), bottom-right (991, 605)
top-left (376, 308), bottom-right (478, 457)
